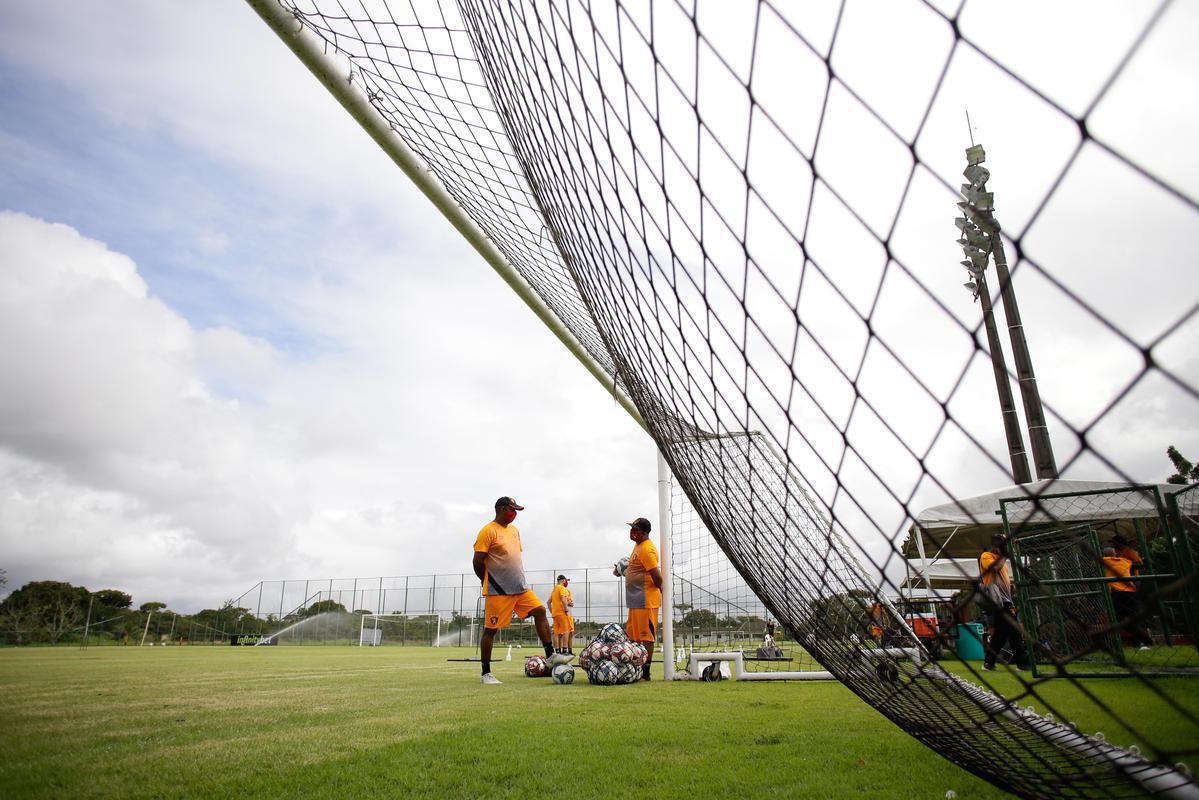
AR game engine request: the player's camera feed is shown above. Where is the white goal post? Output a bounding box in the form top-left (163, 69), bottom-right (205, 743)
top-left (358, 614), bottom-right (442, 647)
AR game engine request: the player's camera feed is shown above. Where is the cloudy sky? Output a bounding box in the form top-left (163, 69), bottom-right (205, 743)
top-left (0, 1), bottom-right (657, 611)
top-left (1, 0), bottom-right (1196, 613)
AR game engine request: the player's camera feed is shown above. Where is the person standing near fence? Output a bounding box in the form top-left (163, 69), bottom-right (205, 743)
top-left (1102, 547), bottom-right (1152, 650)
top-left (473, 497), bottom-right (572, 685)
top-left (549, 574), bottom-right (575, 654)
top-left (978, 533), bottom-right (1028, 671)
top-left (617, 516), bottom-right (663, 681)
top-left (1110, 534), bottom-right (1143, 576)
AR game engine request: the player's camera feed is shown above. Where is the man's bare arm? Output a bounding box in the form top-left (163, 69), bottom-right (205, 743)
top-left (650, 566), bottom-right (663, 589)
top-left (472, 552), bottom-right (487, 582)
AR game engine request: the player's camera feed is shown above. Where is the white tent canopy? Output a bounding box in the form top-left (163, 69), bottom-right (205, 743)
top-left (905, 479), bottom-right (1184, 561)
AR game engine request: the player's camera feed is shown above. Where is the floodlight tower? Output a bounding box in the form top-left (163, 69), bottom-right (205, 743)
top-left (957, 145), bottom-right (1031, 484)
top-left (956, 143), bottom-right (1057, 482)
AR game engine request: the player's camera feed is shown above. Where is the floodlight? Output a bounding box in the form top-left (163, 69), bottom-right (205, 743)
top-left (960, 186), bottom-right (994, 210)
top-left (965, 144), bottom-right (986, 165)
top-left (963, 164), bottom-right (990, 186)
top-left (963, 280), bottom-right (978, 293)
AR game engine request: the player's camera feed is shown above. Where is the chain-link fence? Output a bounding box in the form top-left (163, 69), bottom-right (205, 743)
top-left (1002, 485), bottom-right (1199, 676)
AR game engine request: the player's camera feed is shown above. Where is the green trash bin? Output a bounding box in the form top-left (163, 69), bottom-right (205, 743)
top-left (956, 622), bottom-right (985, 661)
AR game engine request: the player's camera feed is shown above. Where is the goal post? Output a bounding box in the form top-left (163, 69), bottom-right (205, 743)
top-left (358, 614), bottom-right (441, 647)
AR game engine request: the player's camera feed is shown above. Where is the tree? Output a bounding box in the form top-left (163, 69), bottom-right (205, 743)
top-left (139, 601), bottom-right (167, 613)
top-left (303, 599), bottom-right (347, 617)
top-left (1166, 446), bottom-right (1199, 485)
top-left (681, 608), bottom-right (719, 629)
top-left (92, 589), bottom-right (132, 609)
top-left (0, 581), bottom-right (91, 644)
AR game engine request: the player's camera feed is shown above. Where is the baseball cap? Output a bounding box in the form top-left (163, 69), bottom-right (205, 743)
top-left (495, 496), bottom-right (525, 510)
top-left (627, 517), bottom-right (652, 533)
top-left (557, 574), bottom-right (568, 582)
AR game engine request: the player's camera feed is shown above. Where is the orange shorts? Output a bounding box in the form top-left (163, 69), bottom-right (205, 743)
top-left (484, 590), bottom-right (543, 629)
top-left (626, 608), bottom-right (660, 643)
top-left (553, 614), bottom-right (574, 635)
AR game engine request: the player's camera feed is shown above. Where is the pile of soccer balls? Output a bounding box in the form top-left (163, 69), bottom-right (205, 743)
top-left (524, 655), bottom-right (575, 684)
top-left (579, 622), bottom-right (647, 685)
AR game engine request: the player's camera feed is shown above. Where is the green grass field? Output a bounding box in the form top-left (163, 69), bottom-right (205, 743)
top-left (2, 646), bottom-right (1195, 799)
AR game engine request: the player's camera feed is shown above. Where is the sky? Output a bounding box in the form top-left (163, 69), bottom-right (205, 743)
top-left (1, 0), bottom-right (1196, 613)
top-left (0, 1), bottom-right (656, 612)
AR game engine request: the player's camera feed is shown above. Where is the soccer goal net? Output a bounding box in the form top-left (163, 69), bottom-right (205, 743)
top-left (249, 1), bottom-right (1197, 796)
top-left (359, 614), bottom-right (442, 647)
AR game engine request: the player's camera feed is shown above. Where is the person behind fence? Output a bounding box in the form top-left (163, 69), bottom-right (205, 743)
top-left (616, 516), bottom-right (663, 681)
top-left (764, 617), bottom-right (777, 647)
top-left (1101, 547), bottom-right (1152, 650)
top-left (1110, 534), bottom-right (1143, 576)
top-left (549, 574), bottom-right (575, 654)
top-left (473, 496), bottom-right (572, 685)
top-left (978, 533), bottom-right (1028, 671)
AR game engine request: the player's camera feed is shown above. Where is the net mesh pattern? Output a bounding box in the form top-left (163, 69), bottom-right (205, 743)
top-left (262, 0), bottom-right (1198, 796)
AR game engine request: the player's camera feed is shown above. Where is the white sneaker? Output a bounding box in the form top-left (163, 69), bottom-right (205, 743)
top-left (1138, 646), bottom-right (1151, 652)
top-left (546, 652), bottom-right (574, 668)
top-left (480, 672), bottom-right (502, 685)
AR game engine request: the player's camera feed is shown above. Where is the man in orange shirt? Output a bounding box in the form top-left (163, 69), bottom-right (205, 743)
top-left (549, 574), bottom-right (575, 654)
top-left (1110, 535), bottom-right (1143, 576)
top-left (1102, 547), bottom-right (1151, 649)
top-left (978, 533), bottom-right (1027, 671)
top-left (473, 497), bottom-right (571, 684)
top-left (616, 516), bottom-right (663, 681)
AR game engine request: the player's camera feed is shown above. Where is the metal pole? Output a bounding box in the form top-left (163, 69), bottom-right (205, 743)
top-left (977, 273), bottom-right (1032, 483)
top-left (140, 611), bottom-right (152, 646)
top-left (990, 237), bottom-right (1057, 479)
top-left (658, 450), bottom-right (675, 681)
top-left (245, 0), bottom-right (646, 434)
top-left (80, 594), bottom-right (94, 650)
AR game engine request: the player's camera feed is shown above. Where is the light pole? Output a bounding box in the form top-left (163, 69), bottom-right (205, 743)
top-left (956, 144), bottom-right (1032, 484)
top-left (954, 143), bottom-right (1059, 482)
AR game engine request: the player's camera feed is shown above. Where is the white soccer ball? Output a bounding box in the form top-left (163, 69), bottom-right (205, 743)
top-left (590, 659), bottom-right (621, 685)
top-left (616, 662), bottom-right (642, 684)
top-left (524, 655), bottom-right (551, 677)
top-left (552, 664), bottom-right (576, 684)
top-left (627, 642), bottom-right (648, 667)
top-left (608, 641), bottom-right (633, 664)
top-left (598, 622), bottom-right (627, 643)
top-left (615, 557), bottom-right (629, 576)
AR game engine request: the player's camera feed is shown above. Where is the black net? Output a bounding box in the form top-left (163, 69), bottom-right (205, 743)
top-left (257, 0), bottom-right (1198, 796)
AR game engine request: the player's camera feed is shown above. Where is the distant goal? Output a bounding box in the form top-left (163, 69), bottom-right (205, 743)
top-left (358, 614), bottom-right (442, 647)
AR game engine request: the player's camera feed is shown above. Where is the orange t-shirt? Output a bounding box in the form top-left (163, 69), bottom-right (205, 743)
top-left (473, 521), bottom-right (527, 596)
top-left (625, 539), bottom-right (661, 609)
top-left (1114, 545), bottom-right (1142, 574)
top-left (1102, 556), bottom-right (1136, 593)
top-left (549, 584), bottom-right (573, 616)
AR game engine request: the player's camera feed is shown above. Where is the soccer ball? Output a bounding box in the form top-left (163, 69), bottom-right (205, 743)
top-left (615, 557), bottom-right (629, 576)
top-left (590, 659), bottom-right (621, 685)
top-left (580, 639), bottom-right (606, 669)
top-left (552, 664), bottom-right (576, 684)
top-left (616, 662), bottom-right (642, 684)
top-left (524, 655), bottom-right (550, 677)
top-left (627, 642), bottom-right (648, 667)
top-left (598, 622), bottom-right (627, 643)
top-left (608, 641), bottom-right (633, 664)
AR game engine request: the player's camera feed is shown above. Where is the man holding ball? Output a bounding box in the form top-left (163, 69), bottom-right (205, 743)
top-left (615, 516), bottom-right (663, 681)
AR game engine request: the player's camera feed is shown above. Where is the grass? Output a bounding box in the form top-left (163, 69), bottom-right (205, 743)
top-left (1, 646), bottom-right (1195, 799)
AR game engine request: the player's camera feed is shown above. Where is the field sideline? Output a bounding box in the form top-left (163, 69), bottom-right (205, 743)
top-left (2, 646), bottom-right (1195, 799)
